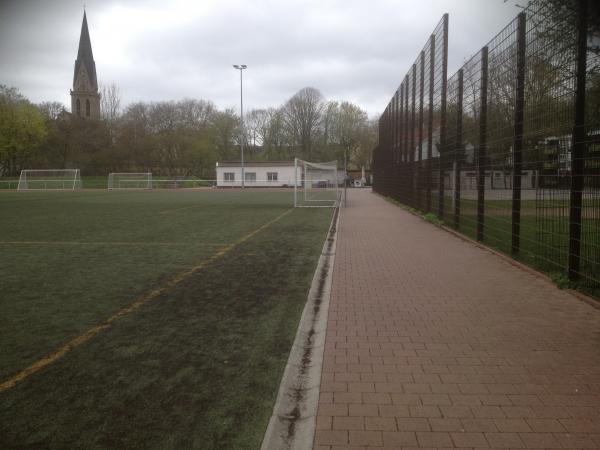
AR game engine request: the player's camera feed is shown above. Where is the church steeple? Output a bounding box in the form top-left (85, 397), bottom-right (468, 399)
top-left (71, 11), bottom-right (101, 120)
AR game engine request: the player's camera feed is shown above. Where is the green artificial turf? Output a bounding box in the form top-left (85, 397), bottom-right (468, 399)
top-left (0, 190), bottom-right (334, 449)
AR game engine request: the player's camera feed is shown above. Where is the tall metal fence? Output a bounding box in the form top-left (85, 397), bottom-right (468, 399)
top-left (373, 0), bottom-right (600, 294)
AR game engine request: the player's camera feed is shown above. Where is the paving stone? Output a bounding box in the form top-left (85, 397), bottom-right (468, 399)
top-left (312, 190), bottom-right (600, 450)
top-left (450, 431), bottom-right (489, 447)
top-left (348, 430), bottom-right (382, 446)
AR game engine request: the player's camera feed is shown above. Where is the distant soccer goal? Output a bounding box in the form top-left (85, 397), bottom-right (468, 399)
top-left (17, 169), bottom-right (82, 190)
top-left (107, 172), bottom-right (152, 190)
top-left (294, 159), bottom-right (342, 207)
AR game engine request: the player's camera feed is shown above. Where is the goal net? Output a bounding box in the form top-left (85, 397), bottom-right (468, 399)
top-left (294, 159), bottom-right (342, 207)
top-left (108, 172), bottom-right (153, 190)
top-left (17, 169), bottom-right (82, 190)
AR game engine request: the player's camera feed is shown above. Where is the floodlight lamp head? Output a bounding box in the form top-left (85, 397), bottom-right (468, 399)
top-left (233, 64), bottom-right (247, 70)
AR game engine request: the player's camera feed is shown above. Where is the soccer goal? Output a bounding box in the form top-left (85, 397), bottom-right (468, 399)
top-left (107, 172), bottom-right (153, 190)
top-left (294, 158), bottom-right (342, 207)
top-left (17, 169), bottom-right (82, 190)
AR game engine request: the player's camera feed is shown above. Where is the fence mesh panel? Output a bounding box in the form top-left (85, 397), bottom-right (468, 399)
top-left (373, 0), bottom-right (600, 296)
top-left (582, 4), bottom-right (600, 288)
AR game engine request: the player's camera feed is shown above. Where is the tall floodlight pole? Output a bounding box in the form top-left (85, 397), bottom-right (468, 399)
top-left (233, 65), bottom-right (247, 188)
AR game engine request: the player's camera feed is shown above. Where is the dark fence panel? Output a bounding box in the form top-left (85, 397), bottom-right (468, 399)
top-left (579, 0), bottom-right (600, 289)
top-left (445, 70), bottom-right (461, 228)
top-left (524, 2), bottom-right (577, 276)
top-left (376, 15), bottom-right (448, 212)
top-left (373, 0), bottom-right (600, 296)
top-left (458, 51), bottom-right (483, 240)
top-left (482, 18), bottom-right (518, 251)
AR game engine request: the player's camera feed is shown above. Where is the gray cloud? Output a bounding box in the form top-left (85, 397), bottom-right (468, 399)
top-left (0, 0), bottom-right (522, 118)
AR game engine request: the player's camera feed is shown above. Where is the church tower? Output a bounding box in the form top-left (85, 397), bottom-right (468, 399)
top-left (70, 11), bottom-right (101, 120)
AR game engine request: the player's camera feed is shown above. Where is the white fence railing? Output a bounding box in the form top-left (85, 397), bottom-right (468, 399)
top-left (0, 181), bottom-right (19, 190)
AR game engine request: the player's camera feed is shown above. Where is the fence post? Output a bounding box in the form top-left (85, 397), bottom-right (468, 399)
top-left (393, 93), bottom-right (398, 198)
top-left (384, 106), bottom-right (389, 195)
top-left (411, 64), bottom-right (417, 208)
top-left (427, 35), bottom-right (435, 213)
top-left (389, 95), bottom-right (393, 168)
top-left (404, 75), bottom-right (409, 164)
top-left (398, 80), bottom-right (404, 200)
top-left (392, 92), bottom-right (396, 166)
top-left (418, 51), bottom-right (425, 210)
top-left (397, 88), bottom-right (401, 165)
top-left (403, 75), bottom-right (410, 201)
top-left (380, 110), bottom-right (384, 194)
top-left (394, 85), bottom-right (400, 199)
top-left (477, 46), bottom-right (488, 242)
top-left (454, 69), bottom-right (464, 230)
top-left (401, 82), bottom-right (406, 165)
top-left (399, 81), bottom-right (403, 165)
top-left (389, 103), bottom-right (393, 195)
top-left (568, 0), bottom-right (588, 280)
top-left (376, 116), bottom-right (381, 194)
top-left (511, 12), bottom-right (526, 256)
top-left (438, 13), bottom-right (449, 220)
top-left (399, 84), bottom-right (405, 199)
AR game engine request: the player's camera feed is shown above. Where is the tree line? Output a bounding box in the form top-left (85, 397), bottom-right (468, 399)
top-left (0, 84), bottom-right (376, 178)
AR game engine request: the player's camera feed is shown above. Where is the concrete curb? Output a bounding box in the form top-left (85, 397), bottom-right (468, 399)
top-left (260, 206), bottom-right (340, 450)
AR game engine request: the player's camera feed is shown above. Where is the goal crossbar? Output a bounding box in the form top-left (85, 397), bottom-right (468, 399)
top-left (294, 158), bottom-right (342, 208)
top-left (108, 172), bottom-right (153, 190)
top-left (17, 169), bottom-right (82, 191)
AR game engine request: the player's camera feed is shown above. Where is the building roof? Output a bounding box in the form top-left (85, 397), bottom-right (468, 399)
top-left (216, 161), bottom-right (295, 167)
top-left (73, 11), bottom-right (98, 91)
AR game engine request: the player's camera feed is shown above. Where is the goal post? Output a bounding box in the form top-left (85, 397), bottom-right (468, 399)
top-left (294, 158), bottom-right (342, 207)
top-left (107, 172), bottom-right (153, 190)
top-left (17, 169), bottom-right (82, 190)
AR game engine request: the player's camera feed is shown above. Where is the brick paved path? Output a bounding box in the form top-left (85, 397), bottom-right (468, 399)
top-left (314, 189), bottom-right (600, 449)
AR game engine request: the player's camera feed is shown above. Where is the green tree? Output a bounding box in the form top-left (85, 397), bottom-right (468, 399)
top-left (211, 108), bottom-right (240, 161)
top-left (0, 85), bottom-right (47, 176)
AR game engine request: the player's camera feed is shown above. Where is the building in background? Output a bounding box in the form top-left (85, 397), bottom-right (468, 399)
top-left (216, 161), bottom-right (300, 187)
top-left (70, 11), bottom-right (100, 120)
top-left (216, 161), bottom-right (346, 188)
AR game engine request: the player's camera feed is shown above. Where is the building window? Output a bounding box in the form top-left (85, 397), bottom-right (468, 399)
top-left (76, 99), bottom-right (81, 116)
top-left (224, 172), bottom-right (235, 182)
top-left (86, 99), bottom-right (90, 117)
top-left (267, 172), bottom-right (278, 182)
top-left (245, 172), bottom-right (256, 182)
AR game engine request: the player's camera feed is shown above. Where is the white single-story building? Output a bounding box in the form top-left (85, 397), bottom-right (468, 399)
top-left (216, 161), bottom-right (346, 188)
top-left (216, 161), bottom-right (301, 187)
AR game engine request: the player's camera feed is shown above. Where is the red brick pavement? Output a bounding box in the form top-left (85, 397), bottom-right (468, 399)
top-left (314, 190), bottom-right (600, 449)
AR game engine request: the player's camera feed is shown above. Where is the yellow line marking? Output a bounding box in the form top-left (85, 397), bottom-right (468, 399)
top-left (0, 208), bottom-right (293, 393)
top-left (0, 241), bottom-right (226, 247)
top-left (159, 204), bottom-right (205, 215)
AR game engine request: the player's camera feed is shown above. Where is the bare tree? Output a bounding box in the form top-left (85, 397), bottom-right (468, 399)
top-left (263, 107), bottom-right (288, 159)
top-left (321, 101), bottom-right (339, 149)
top-left (100, 82), bottom-right (122, 143)
top-left (38, 101), bottom-right (65, 120)
top-left (282, 87), bottom-right (324, 159)
top-left (354, 117), bottom-right (378, 172)
top-left (100, 82), bottom-right (121, 122)
top-left (245, 108), bottom-right (271, 154)
top-left (178, 98), bottom-right (215, 130)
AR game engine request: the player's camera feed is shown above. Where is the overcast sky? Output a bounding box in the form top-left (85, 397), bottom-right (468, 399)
top-left (0, 0), bottom-right (522, 118)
